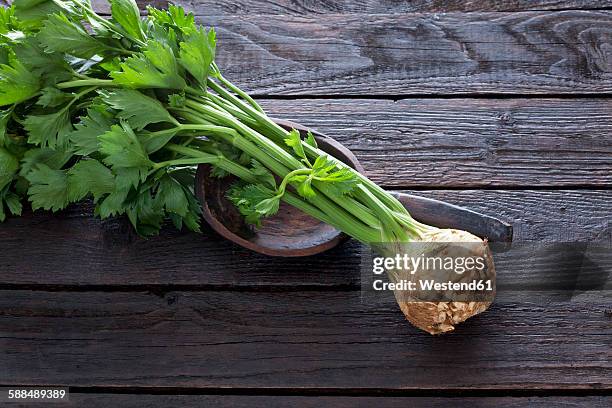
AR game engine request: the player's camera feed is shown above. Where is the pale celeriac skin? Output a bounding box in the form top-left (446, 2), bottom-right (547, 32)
top-left (391, 229), bottom-right (495, 334)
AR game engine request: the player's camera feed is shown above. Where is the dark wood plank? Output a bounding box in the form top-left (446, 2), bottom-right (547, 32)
top-left (260, 98), bottom-right (612, 187)
top-left (1, 190), bottom-right (609, 286)
top-left (187, 12), bottom-right (612, 95)
top-left (1, 290), bottom-right (610, 388)
top-left (38, 3), bottom-right (612, 94)
top-left (92, 1), bottom-right (612, 15)
top-left (63, 395), bottom-right (612, 407)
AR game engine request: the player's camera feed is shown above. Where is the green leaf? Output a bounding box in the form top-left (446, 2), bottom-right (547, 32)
top-left (0, 6), bottom-right (24, 38)
top-left (295, 175), bottom-right (316, 199)
top-left (0, 54), bottom-right (40, 106)
top-left (116, 167), bottom-right (142, 191)
top-left (0, 147), bottom-right (19, 190)
top-left (284, 129), bottom-right (308, 163)
top-left (227, 183), bottom-right (278, 227)
top-left (101, 89), bottom-right (176, 130)
top-left (144, 19), bottom-right (178, 53)
top-left (168, 93), bottom-right (185, 108)
top-left (126, 187), bottom-right (164, 236)
top-left (13, 0), bottom-right (63, 29)
top-left (0, 107), bottom-right (12, 147)
top-left (0, 189), bottom-right (22, 222)
top-left (97, 189), bottom-right (127, 218)
top-left (24, 107), bottom-right (73, 147)
top-left (305, 131), bottom-right (317, 148)
top-left (25, 163), bottom-right (69, 212)
top-left (69, 106), bottom-right (115, 155)
top-left (99, 121), bottom-right (152, 182)
top-left (19, 147), bottom-right (73, 177)
top-left (254, 195), bottom-right (280, 217)
top-left (12, 36), bottom-right (70, 79)
top-left (147, 5), bottom-right (195, 33)
top-left (139, 128), bottom-right (178, 154)
top-left (178, 26), bottom-right (215, 88)
top-left (37, 87), bottom-right (72, 108)
top-left (157, 174), bottom-right (188, 216)
top-left (181, 187), bottom-right (202, 232)
top-left (309, 154), bottom-right (357, 194)
top-left (38, 13), bottom-right (108, 58)
top-left (110, 0), bottom-right (144, 42)
top-left (67, 159), bottom-right (115, 202)
top-left (99, 56), bottom-right (122, 72)
top-left (111, 40), bottom-right (186, 89)
top-left (312, 155), bottom-right (336, 173)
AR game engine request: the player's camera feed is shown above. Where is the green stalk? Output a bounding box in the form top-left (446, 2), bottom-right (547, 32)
top-left (57, 79), bottom-right (115, 89)
top-left (164, 143), bottom-right (380, 242)
top-left (184, 99), bottom-right (386, 229)
top-left (211, 65), bottom-right (265, 113)
top-left (203, 81), bottom-right (411, 219)
top-left (177, 108), bottom-right (384, 234)
top-left (203, 79), bottom-right (412, 225)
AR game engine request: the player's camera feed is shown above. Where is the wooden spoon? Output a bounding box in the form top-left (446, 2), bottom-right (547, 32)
top-left (195, 119), bottom-right (512, 257)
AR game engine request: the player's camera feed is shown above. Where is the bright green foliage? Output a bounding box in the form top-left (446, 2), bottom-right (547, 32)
top-left (0, 147), bottom-right (19, 190)
top-left (284, 129), bottom-right (309, 165)
top-left (310, 155), bottom-right (357, 195)
top-left (0, 188), bottom-right (22, 221)
top-left (0, 0), bottom-right (417, 243)
top-left (293, 175), bottom-right (316, 198)
top-left (38, 13), bottom-right (108, 58)
top-left (12, 36), bottom-right (69, 79)
top-left (125, 187), bottom-right (164, 236)
top-left (24, 107), bottom-right (73, 147)
top-left (0, 107), bottom-right (11, 146)
top-left (13, 0), bottom-right (63, 29)
top-left (282, 135), bottom-right (357, 199)
top-left (37, 87), bottom-right (73, 108)
top-left (19, 147), bottom-right (72, 177)
top-left (25, 163), bottom-right (70, 211)
top-left (0, 54), bottom-right (40, 105)
top-left (178, 27), bottom-right (215, 89)
top-left (69, 106), bottom-right (115, 155)
top-left (305, 131), bottom-right (317, 148)
top-left (101, 89), bottom-right (176, 130)
top-left (66, 159), bottom-right (114, 202)
top-left (227, 183), bottom-right (278, 227)
top-left (157, 173), bottom-right (189, 216)
top-left (168, 93), bottom-right (185, 108)
top-left (147, 4), bottom-right (195, 33)
top-left (111, 40), bottom-right (186, 89)
top-left (110, 0), bottom-right (144, 42)
top-left (0, 5), bottom-right (24, 40)
top-left (98, 122), bottom-right (152, 183)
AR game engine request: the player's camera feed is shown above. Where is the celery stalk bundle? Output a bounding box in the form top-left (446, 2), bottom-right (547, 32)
top-left (0, 0), bottom-right (494, 334)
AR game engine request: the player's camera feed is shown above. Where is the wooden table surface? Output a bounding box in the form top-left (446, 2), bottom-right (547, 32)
top-left (1, 1), bottom-right (611, 406)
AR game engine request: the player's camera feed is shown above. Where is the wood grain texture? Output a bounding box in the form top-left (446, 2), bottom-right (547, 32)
top-left (0, 190), bottom-right (609, 286)
top-left (62, 395), bottom-right (612, 407)
top-left (169, 0), bottom-right (612, 14)
top-left (187, 12), bottom-right (612, 95)
top-left (91, 1), bottom-right (612, 15)
top-left (259, 98), bottom-right (612, 187)
top-left (81, 4), bottom-right (612, 95)
top-left (1, 290), bottom-right (610, 389)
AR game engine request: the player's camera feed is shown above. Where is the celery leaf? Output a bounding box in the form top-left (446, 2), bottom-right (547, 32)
top-left (101, 89), bottom-right (176, 130)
